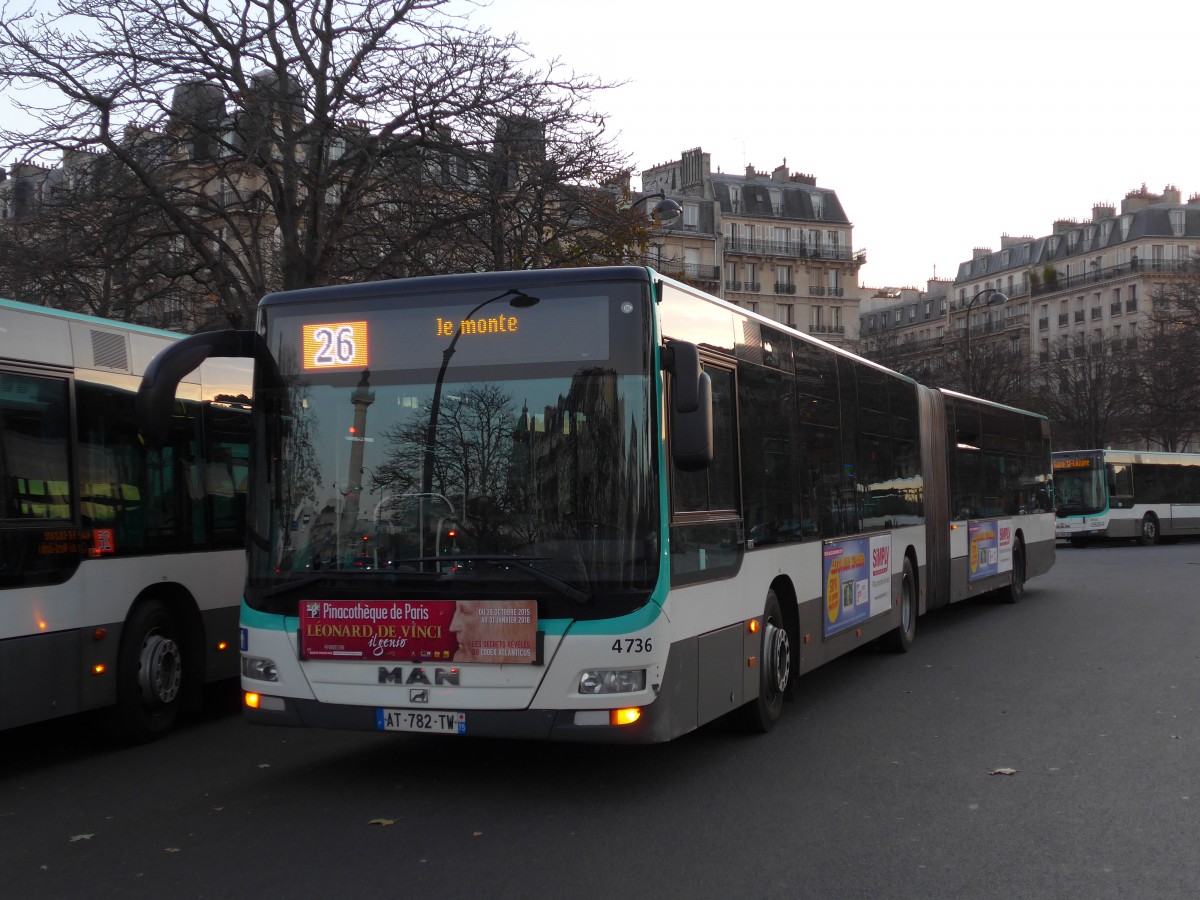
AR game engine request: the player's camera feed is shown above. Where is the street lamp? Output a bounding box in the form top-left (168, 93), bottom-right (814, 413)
top-left (630, 190), bottom-right (683, 228)
top-left (421, 287), bottom-right (540, 500)
top-left (961, 287), bottom-right (1007, 394)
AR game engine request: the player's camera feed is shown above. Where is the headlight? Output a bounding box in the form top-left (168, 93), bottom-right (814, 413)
top-left (242, 656), bottom-right (279, 682)
top-left (579, 669), bottom-right (646, 694)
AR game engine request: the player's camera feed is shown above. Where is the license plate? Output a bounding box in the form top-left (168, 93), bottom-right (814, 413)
top-left (377, 709), bottom-right (465, 734)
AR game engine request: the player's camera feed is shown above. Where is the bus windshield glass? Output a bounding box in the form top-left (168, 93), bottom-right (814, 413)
top-left (247, 279), bottom-right (658, 615)
top-left (1053, 454), bottom-right (1106, 516)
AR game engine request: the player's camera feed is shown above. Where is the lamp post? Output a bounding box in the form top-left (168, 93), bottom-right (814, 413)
top-left (961, 287), bottom-right (1007, 395)
top-left (630, 190), bottom-right (683, 228)
top-left (420, 289), bottom-right (537, 501)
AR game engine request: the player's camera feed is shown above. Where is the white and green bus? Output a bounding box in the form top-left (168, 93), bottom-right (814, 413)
top-left (1054, 449), bottom-right (1200, 546)
top-left (1, 298), bottom-right (250, 739)
top-left (137, 267), bottom-right (1055, 742)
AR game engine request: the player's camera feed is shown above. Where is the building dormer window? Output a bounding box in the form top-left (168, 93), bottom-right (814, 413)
top-left (1119, 215), bottom-right (1132, 241)
top-left (1169, 208), bottom-right (1185, 237)
top-left (682, 203), bottom-right (699, 230)
top-left (1101, 221), bottom-right (1113, 243)
top-left (810, 192), bottom-right (824, 219)
top-left (1067, 231), bottom-right (1079, 251)
top-left (729, 185), bottom-right (742, 213)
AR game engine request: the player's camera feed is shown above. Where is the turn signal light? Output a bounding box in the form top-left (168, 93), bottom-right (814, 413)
top-left (610, 707), bottom-right (642, 726)
top-left (748, 619), bottom-right (760, 633)
top-left (245, 692), bottom-right (261, 709)
top-left (91, 664), bottom-right (107, 676)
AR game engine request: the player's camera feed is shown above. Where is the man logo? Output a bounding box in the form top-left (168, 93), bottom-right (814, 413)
top-left (409, 688), bottom-right (429, 704)
top-left (378, 666), bottom-right (461, 686)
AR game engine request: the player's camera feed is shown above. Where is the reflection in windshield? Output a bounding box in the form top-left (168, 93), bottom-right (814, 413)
top-left (1054, 466), bottom-right (1105, 516)
top-left (260, 365), bottom-right (657, 598)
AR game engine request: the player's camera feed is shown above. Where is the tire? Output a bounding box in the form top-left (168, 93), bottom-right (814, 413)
top-left (1138, 514), bottom-right (1160, 546)
top-left (113, 600), bottom-right (185, 742)
top-left (735, 590), bottom-right (791, 733)
top-left (1002, 540), bottom-right (1025, 604)
top-left (880, 556), bottom-right (917, 652)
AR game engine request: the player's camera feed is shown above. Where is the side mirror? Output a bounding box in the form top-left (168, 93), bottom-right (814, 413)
top-left (662, 340), bottom-right (713, 471)
top-left (137, 329), bottom-right (266, 445)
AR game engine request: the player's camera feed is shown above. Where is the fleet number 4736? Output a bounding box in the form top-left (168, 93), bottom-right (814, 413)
top-left (611, 638), bottom-right (652, 653)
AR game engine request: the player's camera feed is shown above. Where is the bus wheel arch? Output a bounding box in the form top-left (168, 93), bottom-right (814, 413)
top-left (880, 550), bottom-right (918, 652)
top-left (112, 586), bottom-right (203, 742)
top-left (1002, 532), bottom-right (1026, 604)
top-left (735, 584), bottom-right (795, 733)
top-left (1138, 513), bottom-right (1160, 546)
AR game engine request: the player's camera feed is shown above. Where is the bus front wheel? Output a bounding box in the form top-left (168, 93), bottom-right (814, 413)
top-left (1138, 515), bottom-right (1160, 546)
top-left (113, 600), bottom-right (184, 742)
top-left (735, 590), bottom-right (791, 733)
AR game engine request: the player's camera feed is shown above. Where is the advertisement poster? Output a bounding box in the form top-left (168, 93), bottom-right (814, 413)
top-left (822, 534), bottom-right (892, 638)
top-left (968, 519), bottom-right (1013, 582)
top-left (299, 599), bottom-right (537, 664)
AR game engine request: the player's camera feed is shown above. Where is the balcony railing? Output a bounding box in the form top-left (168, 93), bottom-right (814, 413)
top-left (1091, 307), bottom-right (1102, 319)
top-left (725, 237), bottom-right (864, 263)
top-left (1110, 302), bottom-right (1122, 315)
top-left (1058, 313), bottom-right (1069, 326)
top-left (1074, 310), bottom-right (1085, 322)
top-left (652, 259), bottom-right (720, 282)
top-left (1030, 257), bottom-right (1196, 296)
top-left (1038, 318), bottom-right (1049, 330)
top-left (774, 283), bottom-right (796, 295)
top-left (809, 324), bottom-right (846, 335)
top-left (1126, 299), bottom-right (1138, 312)
top-left (809, 285), bottom-right (825, 296)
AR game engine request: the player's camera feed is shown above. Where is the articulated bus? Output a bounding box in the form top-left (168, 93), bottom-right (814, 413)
top-left (1054, 449), bottom-right (1200, 546)
top-left (1, 298), bottom-right (250, 739)
top-left (137, 267), bottom-right (1054, 743)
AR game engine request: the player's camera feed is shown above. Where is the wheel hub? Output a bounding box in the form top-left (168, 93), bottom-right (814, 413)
top-left (138, 633), bottom-right (182, 706)
top-left (764, 622), bottom-right (791, 696)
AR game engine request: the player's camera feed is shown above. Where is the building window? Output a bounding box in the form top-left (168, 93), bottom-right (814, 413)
top-left (682, 203), bottom-right (699, 229)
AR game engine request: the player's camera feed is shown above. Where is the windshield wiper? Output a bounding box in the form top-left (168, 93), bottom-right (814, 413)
top-left (400, 554), bottom-right (591, 606)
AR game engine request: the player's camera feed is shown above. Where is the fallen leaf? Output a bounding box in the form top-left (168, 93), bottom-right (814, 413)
top-left (69, 834), bottom-right (94, 842)
top-left (473, 831), bottom-right (483, 837)
top-left (164, 848), bottom-right (181, 853)
top-left (257, 763), bottom-right (270, 769)
top-left (368, 818), bottom-right (394, 827)
top-left (990, 768), bottom-right (1018, 776)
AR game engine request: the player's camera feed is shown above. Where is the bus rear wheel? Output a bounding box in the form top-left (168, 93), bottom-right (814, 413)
top-left (880, 556), bottom-right (917, 652)
top-left (1002, 540), bottom-right (1026, 604)
top-left (1138, 515), bottom-right (1160, 546)
top-left (735, 591), bottom-right (791, 733)
top-left (113, 600), bottom-right (184, 742)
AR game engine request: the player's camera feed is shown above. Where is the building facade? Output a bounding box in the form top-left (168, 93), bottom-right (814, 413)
top-left (639, 148), bottom-right (866, 343)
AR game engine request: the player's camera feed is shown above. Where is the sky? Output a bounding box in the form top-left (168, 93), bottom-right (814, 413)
top-left (4, 0), bottom-right (1198, 289)
top-left (463, 0), bottom-right (1200, 289)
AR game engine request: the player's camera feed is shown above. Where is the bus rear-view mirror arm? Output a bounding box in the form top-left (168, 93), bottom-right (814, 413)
top-left (137, 329), bottom-right (272, 446)
top-left (662, 339), bottom-right (713, 472)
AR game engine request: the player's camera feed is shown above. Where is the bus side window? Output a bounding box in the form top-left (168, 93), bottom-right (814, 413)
top-left (1109, 464), bottom-right (1133, 507)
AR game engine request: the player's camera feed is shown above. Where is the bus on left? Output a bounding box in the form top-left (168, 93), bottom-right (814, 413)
top-left (0, 298), bottom-right (251, 740)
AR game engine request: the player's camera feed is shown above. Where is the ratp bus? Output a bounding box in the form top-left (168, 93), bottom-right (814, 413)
top-left (1, 298), bottom-right (250, 740)
top-left (136, 267), bottom-right (1055, 742)
top-left (1053, 449), bottom-right (1200, 546)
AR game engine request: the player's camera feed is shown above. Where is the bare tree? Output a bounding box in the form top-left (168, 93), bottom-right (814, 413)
top-left (1, 0), bottom-right (637, 326)
top-left (942, 327), bottom-right (1029, 406)
top-left (1126, 265), bottom-right (1200, 450)
top-left (1032, 333), bottom-right (1133, 450)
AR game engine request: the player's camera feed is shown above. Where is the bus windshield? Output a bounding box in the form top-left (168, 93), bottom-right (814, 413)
top-left (246, 279), bottom-right (659, 617)
top-left (1053, 456), bottom-right (1107, 517)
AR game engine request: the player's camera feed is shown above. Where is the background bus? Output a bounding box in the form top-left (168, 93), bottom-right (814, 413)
top-left (1, 298), bottom-right (250, 740)
top-left (1054, 449), bottom-right (1200, 546)
top-left (138, 267), bottom-right (1054, 743)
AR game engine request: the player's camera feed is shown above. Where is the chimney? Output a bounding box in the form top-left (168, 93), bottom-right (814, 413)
top-left (972, 247), bottom-right (992, 260)
top-left (1091, 204), bottom-right (1115, 221)
top-left (772, 161), bottom-right (789, 183)
top-left (1162, 184), bottom-right (1181, 204)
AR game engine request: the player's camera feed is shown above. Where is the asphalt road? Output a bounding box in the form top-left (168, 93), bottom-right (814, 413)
top-left (3, 541), bottom-right (1198, 900)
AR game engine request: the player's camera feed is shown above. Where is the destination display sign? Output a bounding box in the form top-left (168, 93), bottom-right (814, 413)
top-left (1053, 457), bottom-right (1093, 470)
top-left (302, 321), bottom-right (369, 370)
top-left (299, 599), bottom-right (537, 664)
